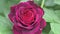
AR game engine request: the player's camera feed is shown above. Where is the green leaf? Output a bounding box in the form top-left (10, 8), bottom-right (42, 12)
top-left (42, 32), bottom-right (47, 34)
top-left (54, 0), bottom-right (60, 5)
top-left (43, 8), bottom-right (55, 22)
top-left (0, 16), bottom-right (13, 34)
top-left (54, 5), bottom-right (60, 10)
top-left (45, 0), bottom-right (55, 7)
top-left (50, 23), bottom-right (60, 34)
top-left (42, 23), bottom-right (51, 34)
top-left (43, 8), bottom-right (60, 23)
top-left (0, 31), bottom-right (13, 34)
top-left (55, 10), bottom-right (60, 18)
top-left (49, 30), bottom-right (54, 34)
top-left (34, 0), bottom-right (42, 5)
top-left (0, 0), bottom-right (5, 14)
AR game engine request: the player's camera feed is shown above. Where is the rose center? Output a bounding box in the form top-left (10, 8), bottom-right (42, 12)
top-left (21, 10), bottom-right (34, 25)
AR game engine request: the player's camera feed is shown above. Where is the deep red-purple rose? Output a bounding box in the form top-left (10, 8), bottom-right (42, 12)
top-left (8, 1), bottom-right (46, 34)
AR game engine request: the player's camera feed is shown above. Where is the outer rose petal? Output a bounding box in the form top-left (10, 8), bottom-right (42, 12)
top-left (13, 18), bottom-right (46, 34)
top-left (13, 26), bottom-right (22, 34)
top-left (8, 5), bottom-right (16, 22)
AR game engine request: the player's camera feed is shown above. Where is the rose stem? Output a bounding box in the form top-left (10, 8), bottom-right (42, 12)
top-left (41, 0), bottom-right (45, 8)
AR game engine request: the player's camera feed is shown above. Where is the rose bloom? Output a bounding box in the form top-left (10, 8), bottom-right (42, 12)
top-left (8, 1), bottom-right (46, 34)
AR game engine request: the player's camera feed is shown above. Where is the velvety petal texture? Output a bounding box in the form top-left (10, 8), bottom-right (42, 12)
top-left (8, 1), bottom-right (46, 34)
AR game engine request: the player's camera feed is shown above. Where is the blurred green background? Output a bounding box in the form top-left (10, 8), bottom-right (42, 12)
top-left (0, 0), bottom-right (60, 34)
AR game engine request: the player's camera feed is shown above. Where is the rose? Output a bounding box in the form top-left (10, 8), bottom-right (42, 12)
top-left (8, 1), bottom-right (46, 34)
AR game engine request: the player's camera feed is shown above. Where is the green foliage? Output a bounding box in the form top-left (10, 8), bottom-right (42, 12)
top-left (0, 16), bottom-right (13, 34)
top-left (45, 0), bottom-right (56, 7)
top-left (50, 23), bottom-right (60, 34)
top-left (42, 22), bottom-right (51, 34)
top-left (54, 0), bottom-right (60, 5)
top-left (0, 0), bottom-right (60, 34)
